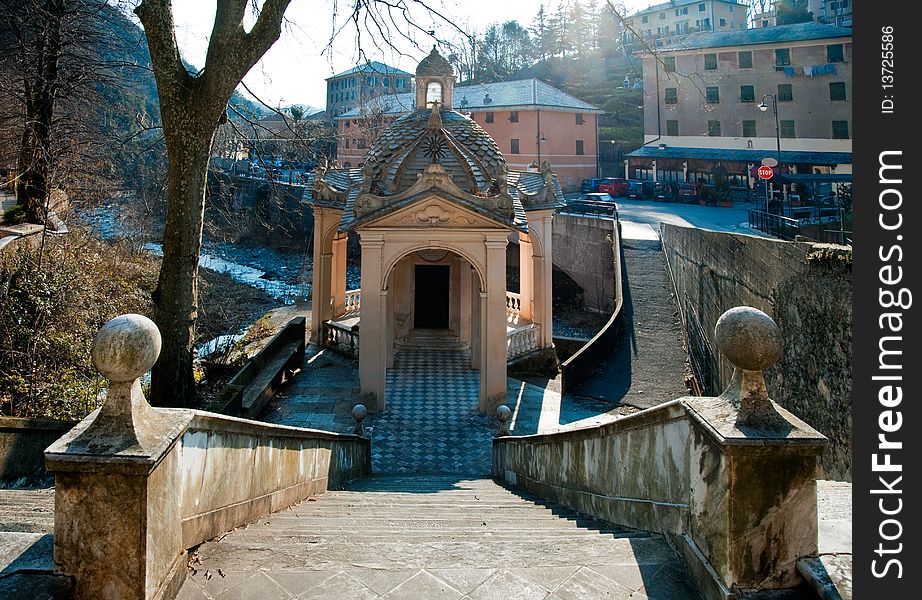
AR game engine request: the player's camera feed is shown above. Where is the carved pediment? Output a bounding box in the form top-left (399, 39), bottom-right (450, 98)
top-left (362, 198), bottom-right (507, 230)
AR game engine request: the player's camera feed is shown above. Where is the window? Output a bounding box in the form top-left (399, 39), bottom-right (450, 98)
top-left (719, 18), bottom-right (727, 26)
top-left (659, 12), bottom-right (666, 19)
top-left (396, 78), bottom-right (405, 89)
top-left (368, 76), bottom-right (377, 85)
top-left (345, 120), bottom-right (351, 128)
top-left (777, 84), bottom-right (793, 102)
top-left (707, 120), bottom-right (721, 136)
top-left (666, 120), bottom-right (679, 136)
top-left (426, 81), bottom-right (442, 104)
top-left (740, 85), bottom-right (755, 103)
top-left (675, 7), bottom-right (688, 15)
top-left (485, 112), bottom-right (494, 123)
top-left (344, 138), bottom-right (350, 149)
top-left (827, 44), bottom-right (845, 63)
top-left (383, 77), bottom-right (390, 87)
top-left (576, 140), bottom-right (584, 155)
top-left (832, 120), bottom-right (850, 139)
top-left (775, 48), bottom-right (791, 67)
top-left (706, 87), bottom-right (720, 103)
top-left (729, 4), bottom-right (734, 11)
top-left (704, 53), bottom-right (717, 70)
top-left (576, 113), bottom-right (585, 125)
top-left (701, 17), bottom-right (711, 30)
top-left (742, 120), bottom-right (757, 137)
top-left (509, 111), bottom-right (519, 123)
top-left (780, 120), bottom-right (796, 138)
top-left (511, 138), bottom-right (520, 154)
top-left (699, 2), bottom-right (705, 11)
top-left (664, 56), bottom-right (676, 72)
top-left (829, 81), bottom-right (847, 101)
top-left (665, 87), bottom-right (678, 104)
top-left (642, 15), bottom-right (649, 23)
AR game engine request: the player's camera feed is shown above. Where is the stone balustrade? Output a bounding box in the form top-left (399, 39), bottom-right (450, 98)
top-left (506, 323), bottom-right (541, 360)
top-left (494, 307), bottom-right (828, 600)
top-left (344, 288), bottom-right (362, 313)
top-left (323, 320), bottom-right (359, 358)
top-left (45, 314), bottom-right (370, 600)
top-left (505, 291), bottom-right (522, 322)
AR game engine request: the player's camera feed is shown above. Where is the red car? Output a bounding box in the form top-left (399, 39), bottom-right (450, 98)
top-left (677, 182), bottom-right (701, 200)
top-left (598, 177), bottom-right (628, 196)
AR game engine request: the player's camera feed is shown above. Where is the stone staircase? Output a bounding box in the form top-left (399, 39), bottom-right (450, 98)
top-left (178, 475), bottom-right (700, 599)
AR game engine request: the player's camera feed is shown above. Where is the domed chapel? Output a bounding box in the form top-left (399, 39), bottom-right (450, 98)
top-left (307, 48), bottom-right (564, 412)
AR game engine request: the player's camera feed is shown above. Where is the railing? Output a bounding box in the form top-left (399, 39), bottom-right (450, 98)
top-left (507, 323), bottom-right (541, 360)
top-left (344, 288), bottom-right (362, 313)
top-left (505, 291), bottom-right (522, 322)
top-left (560, 198), bottom-right (619, 218)
top-left (748, 209), bottom-right (801, 241)
top-left (324, 320), bottom-right (359, 358)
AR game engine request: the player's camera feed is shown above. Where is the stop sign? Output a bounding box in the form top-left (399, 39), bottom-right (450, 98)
top-left (757, 165), bottom-right (774, 180)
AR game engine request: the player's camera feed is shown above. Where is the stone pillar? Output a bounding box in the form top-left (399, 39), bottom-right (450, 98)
top-left (683, 307), bottom-right (827, 595)
top-left (459, 263), bottom-right (472, 347)
top-left (471, 272), bottom-right (482, 371)
top-left (45, 315), bottom-right (193, 600)
top-left (531, 214), bottom-right (555, 348)
top-left (331, 233), bottom-right (348, 316)
top-left (517, 232), bottom-right (533, 322)
top-left (358, 234), bottom-right (386, 410)
top-left (481, 236), bottom-right (508, 412)
top-left (309, 208), bottom-right (341, 344)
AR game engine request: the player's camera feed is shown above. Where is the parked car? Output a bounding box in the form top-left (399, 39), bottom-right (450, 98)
top-left (598, 177), bottom-right (629, 196)
top-left (625, 180), bottom-right (654, 199)
top-left (573, 193), bottom-right (615, 202)
top-left (580, 178), bottom-right (602, 193)
top-left (653, 182), bottom-right (675, 201)
top-left (677, 182), bottom-right (702, 201)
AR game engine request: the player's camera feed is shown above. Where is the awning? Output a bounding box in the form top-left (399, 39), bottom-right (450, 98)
top-left (777, 173), bottom-right (852, 184)
top-left (626, 145), bottom-right (852, 166)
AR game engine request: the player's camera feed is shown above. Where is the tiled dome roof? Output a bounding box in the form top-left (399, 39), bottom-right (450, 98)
top-left (416, 47), bottom-right (455, 77)
top-left (363, 108), bottom-right (506, 196)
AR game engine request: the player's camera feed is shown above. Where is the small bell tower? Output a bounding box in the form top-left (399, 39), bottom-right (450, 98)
top-left (415, 46), bottom-right (455, 110)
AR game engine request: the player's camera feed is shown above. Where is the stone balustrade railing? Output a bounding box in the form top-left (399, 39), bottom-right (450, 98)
top-left (494, 307), bottom-right (828, 600)
top-left (323, 320), bottom-right (359, 358)
top-left (505, 291), bottom-right (522, 321)
top-left (344, 288), bottom-right (361, 313)
top-left (45, 314), bottom-right (370, 600)
top-left (506, 323), bottom-right (540, 360)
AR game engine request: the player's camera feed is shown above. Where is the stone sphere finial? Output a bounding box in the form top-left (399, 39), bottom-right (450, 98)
top-left (91, 314), bottom-right (161, 383)
top-left (495, 404), bottom-right (512, 437)
top-left (352, 404), bottom-right (368, 436)
top-left (715, 307), bottom-right (782, 372)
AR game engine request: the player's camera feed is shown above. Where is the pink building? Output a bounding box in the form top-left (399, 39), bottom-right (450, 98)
top-left (337, 79), bottom-right (601, 192)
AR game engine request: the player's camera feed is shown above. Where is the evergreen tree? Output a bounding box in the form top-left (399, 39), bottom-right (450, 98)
top-left (776, 0), bottom-right (813, 25)
top-left (531, 4), bottom-right (550, 63)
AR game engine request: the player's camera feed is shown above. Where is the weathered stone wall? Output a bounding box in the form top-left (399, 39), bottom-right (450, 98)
top-left (551, 215), bottom-right (616, 313)
top-left (0, 418), bottom-right (76, 485)
top-left (660, 224), bottom-right (852, 480)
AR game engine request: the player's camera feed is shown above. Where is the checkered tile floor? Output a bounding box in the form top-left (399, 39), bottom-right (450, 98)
top-left (368, 350), bottom-right (493, 475)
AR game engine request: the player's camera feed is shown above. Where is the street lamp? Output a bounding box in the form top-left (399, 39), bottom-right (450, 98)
top-left (759, 93), bottom-right (783, 214)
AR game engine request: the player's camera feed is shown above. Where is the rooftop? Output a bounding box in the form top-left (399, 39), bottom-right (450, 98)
top-left (629, 0), bottom-right (745, 18)
top-left (653, 22), bottom-right (852, 52)
top-left (337, 78), bottom-right (600, 119)
top-left (328, 61), bottom-right (413, 80)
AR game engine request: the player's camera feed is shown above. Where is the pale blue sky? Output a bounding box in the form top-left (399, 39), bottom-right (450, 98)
top-left (170, 0), bottom-right (654, 109)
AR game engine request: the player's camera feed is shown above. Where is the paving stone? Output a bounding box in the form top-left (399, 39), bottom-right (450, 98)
top-left (382, 569), bottom-right (463, 599)
top-left (298, 571), bottom-right (379, 600)
top-left (213, 572), bottom-right (290, 600)
top-left (551, 566), bottom-right (635, 600)
top-left (266, 570), bottom-right (339, 597)
top-left (467, 569), bottom-right (549, 600)
top-left (0, 573), bottom-right (72, 600)
top-left (347, 569), bottom-right (419, 595)
top-left (428, 568), bottom-right (497, 594)
top-left (506, 566), bottom-right (580, 593)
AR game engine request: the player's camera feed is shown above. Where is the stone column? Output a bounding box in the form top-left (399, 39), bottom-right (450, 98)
top-left (45, 315), bottom-right (193, 600)
top-left (358, 234), bottom-right (386, 410)
top-left (309, 208), bottom-right (341, 344)
top-left (531, 213), bottom-right (555, 348)
top-left (481, 236), bottom-right (509, 412)
top-left (683, 307), bottom-right (827, 595)
top-left (517, 232), bottom-right (533, 322)
top-left (331, 233), bottom-right (348, 316)
top-left (459, 263), bottom-right (472, 347)
top-left (471, 272), bottom-right (482, 371)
